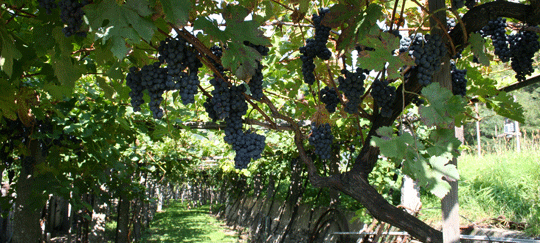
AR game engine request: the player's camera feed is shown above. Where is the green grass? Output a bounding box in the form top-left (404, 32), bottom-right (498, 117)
top-left (140, 201), bottom-right (240, 243)
top-left (419, 149), bottom-right (540, 236)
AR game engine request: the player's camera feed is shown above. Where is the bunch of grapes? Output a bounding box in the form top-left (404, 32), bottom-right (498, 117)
top-left (508, 31), bottom-right (540, 82)
top-left (59, 0), bottom-right (88, 37)
top-left (308, 122), bottom-right (334, 160)
top-left (158, 37), bottom-right (202, 105)
top-left (207, 77), bottom-right (233, 120)
top-left (371, 79), bottom-right (396, 118)
top-left (126, 67), bottom-right (144, 112)
top-left (244, 41), bottom-right (270, 56)
top-left (319, 86), bottom-right (340, 113)
top-left (232, 130), bottom-right (266, 169)
top-left (337, 68), bottom-right (368, 114)
top-left (408, 34), bottom-right (447, 86)
top-left (451, 64), bottom-right (468, 97)
top-left (481, 18), bottom-right (511, 62)
top-left (38, 0), bottom-right (57, 14)
top-left (140, 62), bottom-right (168, 119)
top-left (299, 8), bottom-right (332, 85)
top-left (244, 42), bottom-right (270, 100)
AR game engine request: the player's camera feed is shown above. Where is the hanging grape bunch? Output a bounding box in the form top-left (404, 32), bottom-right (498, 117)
top-left (59, 0), bottom-right (88, 37)
top-left (337, 68), bottom-right (368, 114)
top-left (319, 87), bottom-right (340, 113)
top-left (401, 33), bottom-right (447, 86)
top-left (451, 63), bottom-right (468, 97)
top-left (244, 41), bottom-right (270, 100)
top-left (38, 0), bottom-right (58, 14)
top-left (481, 17), bottom-right (511, 62)
top-left (158, 37), bottom-right (203, 105)
top-left (299, 8), bottom-right (332, 85)
top-left (508, 31), bottom-right (540, 82)
top-left (371, 79), bottom-right (396, 118)
top-left (309, 122), bottom-right (334, 160)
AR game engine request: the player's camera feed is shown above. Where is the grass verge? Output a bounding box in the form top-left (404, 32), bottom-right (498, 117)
top-left (140, 201), bottom-right (240, 242)
top-left (419, 150), bottom-right (540, 236)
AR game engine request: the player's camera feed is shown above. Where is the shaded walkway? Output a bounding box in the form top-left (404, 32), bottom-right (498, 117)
top-left (141, 201), bottom-right (241, 243)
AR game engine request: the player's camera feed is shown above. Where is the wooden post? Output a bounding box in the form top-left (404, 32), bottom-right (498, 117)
top-left (428, 0), bottom-right (460, 240)
top-left (476, 103), bottom-right (482, 157)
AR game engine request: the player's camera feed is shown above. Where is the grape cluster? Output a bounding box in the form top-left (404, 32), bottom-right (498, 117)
top-left (231, 130), bottom-right (266, 169)
top-left (299, 8), bottom-right (332, 85)
top-left (244, 41), bottom-right (270, 100)
top-left (140, 62), bottom-right (169, 119)
top-left (371, 79), bottom-right (396, 118)
top-left (481, 18), bottom-right (511, 62)
top-left (319, 86), bottom-right (340, 113)
top-left (337, 68), bottom-right (368, 114)
top-left (158, 37), bottom-right (203, 105)
top-left (38, 0), bottom-right (58, 14)
top-left (204, 77), bottom-right (266, 169)
top-left (309, 122), bottom-right (334, 160)
top-left (508, 31), bottom-right (540, 82)
top-left (244, 41), bottom-right (270, 56)
top-left (126, 67), bottom-right (144, 112)
top-left (207, 77), bottom-right (235, 120)
top-left (404, 34), bottom-right (447, 86)
top-left (451, 64), bottom-right (467, 96)
top-left (59, 0), bottom-right (88, 37)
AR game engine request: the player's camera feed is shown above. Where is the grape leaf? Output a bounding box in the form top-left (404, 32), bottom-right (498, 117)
top-left (419, 82), bottom-right (466, 128)
top-left (358, 32), bottom-right (414, 79)
top-left (0, 79), bottom-right (17, 120)
top-left (159, 0), bottom-right (192, 25)
top-left (0, 27), bottom-right (22, 77)
top-left (403, 156), bottom-right (458, 198)
top-left (372, 126), bottom-right (459, 198)
top-left (485, 91), bottom-right (525, 123)
top-left (371, 126), bottom-right (420, 160)
top-left (86, 1), bottom-right (157, 59)
top-left (468, 33), bottom-right (490, 66)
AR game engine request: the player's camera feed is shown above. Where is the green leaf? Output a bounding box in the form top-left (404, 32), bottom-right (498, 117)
top-left (403, 156), bottom-right (458, 198)
top-left (125, 0), bottom-right (153, 17)
top-left (370, 126), bottom-right (420, 161)
top-left (0, 79), bottom-right (17, 120)
top-left (468, 33), bottom-right (489, 66)
top-left (358, 32), bottom-right (414, 79)
top-left (0, 27), bottom-right (22, 77)
top-left (159, 0), bottom-right (192, 25)
top-left (85, 1), bottom-right (157, 59)
top-left (419, 82), bottom-right (466, 128)
top-left (485, 91), bottom-right (525, 123)
top-left (356, 4), bottom-right (383, 38)
top-left (96, 77), bottom-right (115, 99)
top-left (222, 43), bottom-right (260, 81)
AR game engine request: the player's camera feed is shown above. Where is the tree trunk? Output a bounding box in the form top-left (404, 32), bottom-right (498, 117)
top-left (115, 194), bottom-right (130, 243)
top-left (335, 172), bottom-right (444, 243)
top-left (12, 140), bottom-right (45, 243)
